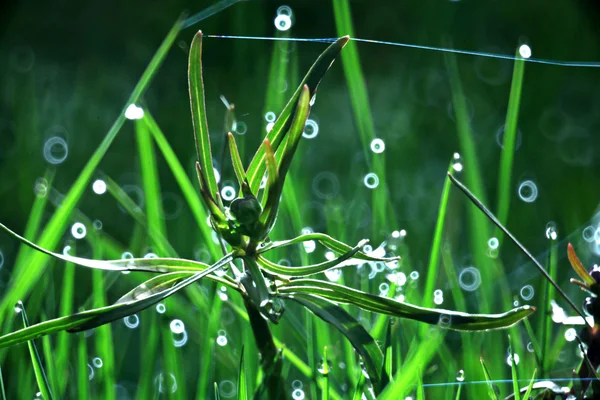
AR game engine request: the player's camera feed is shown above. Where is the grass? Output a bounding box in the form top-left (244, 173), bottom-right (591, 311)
top-left (0, 1), bottom-right (596, 399)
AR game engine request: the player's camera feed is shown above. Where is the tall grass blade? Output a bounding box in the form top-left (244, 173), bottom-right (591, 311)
top-left (523, 368), bottom-right (537, 400)
top-left (237, 346), bottom-right (248, 400)
top-left (0, 366), bottom-right (5, 400)
top-left (320, 346), bottom-right (330, 400)
top-left (479, 357), bottom-right (498, 400)
top-left (508, 334), bottom-right (520, 400)
top-left (16, 302), bottom-right (54, 400)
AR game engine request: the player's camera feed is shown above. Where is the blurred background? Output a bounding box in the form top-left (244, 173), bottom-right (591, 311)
top-left (1, 0), bottom-right (600, 398)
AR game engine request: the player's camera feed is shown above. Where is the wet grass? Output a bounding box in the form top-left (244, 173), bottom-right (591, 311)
top-left (0, 2), bottom-right (596, 400)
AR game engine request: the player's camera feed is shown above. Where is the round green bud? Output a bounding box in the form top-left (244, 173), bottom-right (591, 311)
top-left (230, 196), bottom-right (262, 225)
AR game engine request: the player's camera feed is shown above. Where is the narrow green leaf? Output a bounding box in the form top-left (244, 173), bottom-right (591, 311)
top-left (189, 31), bottom-right (219, 200)
top-left (568, 243), bottom-right (595, 286)
top-left (0, 222), bottom-right (211, 273)
top-left (447, 173), bottom-right (589, 324)
top-left (227, 132), bottom-right (247, 189)
top-left (263, 139), bottom-right (278, 194)
top-left (214, 382), bottom-right (221, 400)
top-left (480, 357), bottom-right (498, 400)
top-left (416, 371), bottom-right (424, 400)
top-left (522, 368), bottom-right (537, 400)
top-left (17, 302), bottom-right (54, 400)
top-left (280, 279), bottom-right (535, 331)
top-left (0, 366), bottom-right (5, 400)
top-left (259, 232), bottom-right (399, 264)
top-left (77, 327), bottom-right (89, 400)
top-left (351, 369), bottom-right (367, 400)
top-left (259, 85), bottom-right (311, 237)
top-left (321, 346), bottom-right (330, 400)
top-left (237, 346), bottom-right (248, 400)
top-left (285, 293), bottom-right (385, 389)
top-left (257, 238), bottom-right (367, 277)
top-left (0, 254), bottom-right (232, 348)
top-left (245, 36), bottom-right (349, 194)
top-left (508, 335), bottom-right (520, 400)
top-left (0, 14), bottom-right (184, 316)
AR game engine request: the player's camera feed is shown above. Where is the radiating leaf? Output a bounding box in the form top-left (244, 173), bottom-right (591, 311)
top-left (285, 293), bottom-right (385, 389)
top-left (259, 232), bottom-right (399, 264)
top-left (189, 31), bottom-right (219, 201)
top-left (568, 243), bottom-right (595, 286)
top-left (245, 36), bottom-right (349, 194)
top-left (227, 132), bottom-right (247, 189)
top-left (0, 222), bottom-right (211, 273)
top-left (280, 279), bottom-right (535, 331)
top-left (16, 302), bottom-right (54, 400)
top-left (257, 239), bottom-right (367, 277)
top-left (0, 254), bottom-right (232, 348)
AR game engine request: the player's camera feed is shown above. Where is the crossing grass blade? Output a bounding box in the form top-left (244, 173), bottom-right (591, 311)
top-left (285, 293), bottom-right (386, 390)
top-left (480, 357), bottom-right (499, 400)
top-left (17, 303), bottom-right (54, 400)
top-left (280, 279), bottom-right (535, 331)
top-left (237, 346), bottom-right (248, 400)
top-left (245, 36), bottom-right (349, 194)
top-left (189, 31), bottom-right (219, 200)
top-left (0, 13), bottom-right (185, 317)
top-left (0, 253), bottom-right (232, 348)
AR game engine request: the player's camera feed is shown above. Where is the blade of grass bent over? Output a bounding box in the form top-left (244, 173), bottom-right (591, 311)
top-left (0, 14), bottom-right (185, 317)
top-left (447, 173), bottom-right (589, 325)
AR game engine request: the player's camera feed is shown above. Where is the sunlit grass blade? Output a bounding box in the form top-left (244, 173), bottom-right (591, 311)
top-left (523, 368), bottom-right (537, 400)
top-left (237, 346), bottom-right (248, 400)
top-left (567, 243), bottom-right (595, 286)
top-left (447, 173), bottom-right (589, 324)
top-left (245, 36), bottom-right (349, 194)
top-left (143, 111), bottom-right (219, 256)
top-left (480, 357), bottom-right (498, 400)
top-left (263, 139), bottom-right (278, 193)
top-left (416, 371), bottom-right (425, 400)
top-left (285, 293), bottom-right (385, 389)
top-left (495, 44), bottom-right (526, 244)
top-left (16, 302), bottom-right (54, 400)
top-left (259, 85), bottom-right (310, 236)
top-left (136, 308), bottom-right (159, 400)
top-left (135, 115), bottom-right (168, 255)
top-left (280, 279), bottom-right (534, 331)
top-left (55, 255), bottom-right (75, 396)
top-left (0, 253), bottom-right (232, 348)
top-left (382, 319), bottom-right (394, 386)
top-left (259, 232), bottom-right (399, 263)
top-left (378, 329), bottom-right (445, 399)
top-left (0, 13), bottom-right (184, 317)
top-left (41, 328), bottom-right (58, 399)
top-left (508, 334), bottom-right (520, 400)
top-left (196, 290), bottom-right (225, 399)
top-left (228, 132), bottom-right (247, 189)
top-left (214, 382), bottom-right (221, 400)
top-left (0, 222), bottom-right (212, 273)
top-left (257, 238), bottom-right (367, 276)
top-left (189, 31), bottom-right (218, 200)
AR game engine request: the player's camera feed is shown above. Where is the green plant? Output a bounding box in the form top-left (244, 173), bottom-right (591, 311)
top-left (0, 32), bottom-right (537, 398)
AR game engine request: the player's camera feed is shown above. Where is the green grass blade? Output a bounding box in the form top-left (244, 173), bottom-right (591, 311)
top-left (447, 173), bottom-right (588, 323)
top-left (16, 302), bottom-right (54, 400)
top-left (0, 222), bottom-right (209, 273)
top-left (351, 368), bottom-right (367, 400)
top-left (523, 368), bottom-right (537, 400)
top-left (136, 308), bottom-right (159, 400)
top-left (214, 382), bottom-right (221, 400)
top-left (143, 111), bottom-right (219, 256)
top-left (378, 329), bottom-right (445, 399)
top-left (479, 357), bottom-right (498, 400)
top-left (285, 293), bottom-right (385, 389)
top-left (320, 346), bottom-right (330, 400)
top-left (188, 31), bottom-right (219, 200)
top-left (0, 366), bottom-right (5, 400)
top-left (0, 254), bottom-right (232, 348)
top-left (257, 238), bottom-right (367, 276)
top-left (280, 279), bottom-right (534, 331)
top-left (508, 334), bottom-right (520, 400)
top-left (237, 346), bottom-right (248, 400)
top-left (495, 44), bottom-right (526, 244)
top-left (55, 256), bottom-right (75, 396)
top-left (41, 329), bottom-right (58, 398)
top-left (0, 14), bottom-right (184, 315)
top-left (77, 327), bottom-right (89, 400)
top-left (196, 290), bottom-right (224, 399)
top-left (416, 371), bottom-right (425, 400)
top-left (135, 116), bottom-right (168, 255)
top-left (245, 37), bottom-right (349, 194)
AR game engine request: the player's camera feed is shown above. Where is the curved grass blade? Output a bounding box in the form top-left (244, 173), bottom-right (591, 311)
top-left (447, 173), bottom-right (590, 325)
top-left (279, 279), bottom-right (535, 331)
top-left (245, 36), bottom-right (349, 194)
top-left (480, 357), bottom-right (498, 400)
top-left (0, 254), bottom-right (232, 348)
top-left (16, 302), bottom-right (54, 400)
top-left (257, 239), bottom-right (367, 277)
top-left (284, 293), bottom-right (385, 390)
top-left (227, 132), bottom-right (246, 189)
top-left (237, 346), bottom-right (248, 400)
top-left (259, 85), bottom-right (310, 236)
top-left (567, 243), bottom-right (595, 286)
top-left (0, 222), bottom-right (211, 273)
top-left (189, 31), bottom-right (219, 201)
top-left (259, 232), bottom-right (399, 263)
